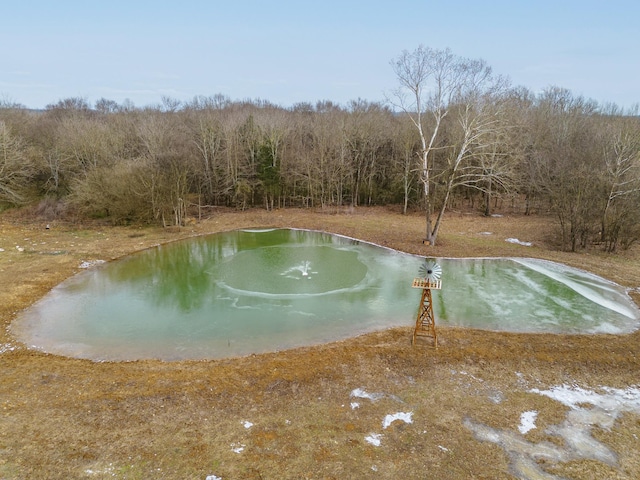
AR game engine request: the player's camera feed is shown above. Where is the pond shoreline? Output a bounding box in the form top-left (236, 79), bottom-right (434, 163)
top-left (12, 227), bottom-right (639, 361)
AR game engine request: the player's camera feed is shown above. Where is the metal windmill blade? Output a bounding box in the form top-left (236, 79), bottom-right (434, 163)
top-left (418, 259), bottom-right (442, 283)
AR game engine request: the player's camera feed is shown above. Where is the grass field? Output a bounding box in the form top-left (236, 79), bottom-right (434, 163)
top-left (1, 206), bottom-right (639, 479)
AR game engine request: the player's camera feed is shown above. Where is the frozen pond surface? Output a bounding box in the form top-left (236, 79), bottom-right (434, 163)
top-left (11, 229), bottom-right (640, 361)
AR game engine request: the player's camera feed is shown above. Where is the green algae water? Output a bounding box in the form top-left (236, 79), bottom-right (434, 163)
top-left (12, 229), bottom-right (640, 361)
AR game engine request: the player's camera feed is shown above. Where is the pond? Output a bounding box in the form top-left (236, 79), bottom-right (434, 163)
top-left (11, 229), bottom-right (640, 361)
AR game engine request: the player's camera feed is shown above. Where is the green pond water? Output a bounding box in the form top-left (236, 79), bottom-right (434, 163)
top-left (12, 228), bottom-right (640, 361)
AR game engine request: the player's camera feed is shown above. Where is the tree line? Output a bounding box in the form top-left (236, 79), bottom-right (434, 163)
top-left (0, 52), bottom-right (639, 252)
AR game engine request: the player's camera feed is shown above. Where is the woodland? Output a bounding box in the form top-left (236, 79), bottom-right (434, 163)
top-left (1, 47), bottom-right (639, 252)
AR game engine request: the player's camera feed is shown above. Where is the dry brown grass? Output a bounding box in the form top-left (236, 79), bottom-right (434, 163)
top-left (0, 206), bottom-right (639, 479)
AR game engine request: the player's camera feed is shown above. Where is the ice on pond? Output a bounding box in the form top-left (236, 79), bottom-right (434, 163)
top-left (10, 229), bottom-right (640, 361)
top-left (435, 256), bottom-right (639, 334)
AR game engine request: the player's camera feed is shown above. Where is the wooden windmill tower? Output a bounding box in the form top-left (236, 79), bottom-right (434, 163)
top-left (412, 259), bottom-right (442, 347)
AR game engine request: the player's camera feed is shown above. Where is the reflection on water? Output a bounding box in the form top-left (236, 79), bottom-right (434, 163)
top-left (11, 229), bottom-right (640, 361)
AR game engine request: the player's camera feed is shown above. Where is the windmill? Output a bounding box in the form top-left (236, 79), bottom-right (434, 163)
top-left (412, 259), bottom-right (442, 347)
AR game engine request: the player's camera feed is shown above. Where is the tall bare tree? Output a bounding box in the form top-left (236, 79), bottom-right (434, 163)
top-left (389, 46), bottom-right (509, 245)
top-left (598, 116), bottom-right (640, 250)
top-left (389, 46), bottom-right (454, 243)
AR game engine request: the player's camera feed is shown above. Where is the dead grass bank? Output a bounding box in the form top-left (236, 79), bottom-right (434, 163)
top-left (0, 206), bottom-right (639, 479)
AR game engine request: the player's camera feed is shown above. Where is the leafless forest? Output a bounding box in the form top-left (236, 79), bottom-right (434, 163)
top-left (1, 48), bottom-right (639, 252)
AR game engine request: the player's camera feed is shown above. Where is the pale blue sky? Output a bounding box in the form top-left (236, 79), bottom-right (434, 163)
top-left (1, 0), bottom-right (638, 109)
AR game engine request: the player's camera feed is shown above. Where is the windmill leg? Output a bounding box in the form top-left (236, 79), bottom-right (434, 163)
top-left (413, 288), bottom-right (437, 347)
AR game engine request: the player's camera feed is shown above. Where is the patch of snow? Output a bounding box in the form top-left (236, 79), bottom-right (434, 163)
top-left (206, 475), bottom-right (222, 480)
top-left (518, 411), bottom-right (538, 434)
top-left (79, 259), bottom-right (106, 269)
top-left (467, 384), bottom-right (640, 477)
top-left (479, 231), bottom-right (493, 235)
top-left (231, 443), bottom-right (245, 454)
top-left (350, 387), bottom-right (385, 402)
top-left (0, 248), bottom-right (4, 252)
top-left (530, 384), bottom-right (640, 414)
top-left (350, 402), bottom-right (360, 409)
top-left (242, 420), bottom-right (253, 429)
top-left (85, 464), bottom-right (115, 476)
top-left (382, 411), bottom-right (413, 429)
top-left (505, 238), bottom-right (532, 246)
top-left (365, 433), bottom-right (382, 446)
top-left (438, 445), bottom-right (449, 452)
top-left (0, 343), bottom-right (16, 354)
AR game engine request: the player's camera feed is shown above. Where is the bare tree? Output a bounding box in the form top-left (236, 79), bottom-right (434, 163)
top-left (391, 118), bottom-right (420, 214)
top-left (134, 110), bottom-right (192, 225)
top-left (95, 98), bottom-right (121, 114)
top-left (341, 100), bottom-right (394, 207)
top-left (187, 110), bottom-right (228, 206)
top-left (389, 46), bottom-right (509, 244)
top-left (533, 87), bottom-right (602, 251)
top-left (294, 103), bottom-right (345, 208)
top-left (254, 106), bottom-right (291, 210)
top-left (598, 116), bottom-right (640, 250)
top-left (0, 121), bottom-right (35, 207)
top-left (389, 46), bottom-right (455, 243)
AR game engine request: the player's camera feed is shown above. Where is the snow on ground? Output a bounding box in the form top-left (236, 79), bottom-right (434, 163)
top-left (382, 412), bottom-right (413, 429)
top-left (0, 343), bottom-right (16, 354)
top-left (350, 387), bottom-right (414, 448)
top-left (79, 259), bottom-right (106, 269)
top-left (230, 443), bottom-right (245, 454)
top-left (206, 384), bottom-right (640, 478)
top-left (466, 384), bottom-right (640, 479)
top-left (365, 432), bottom-right (383, 446)
top-left (518, 411), bottom-right (538, 434)
top-left (350, 387), bottom-right (385, 402)
top-left (505, 238), bottom-right (532, 246)
top-left (530, 384), bottom-right (640, 414)
top-left (242, 420), bottom-right (253, 429)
